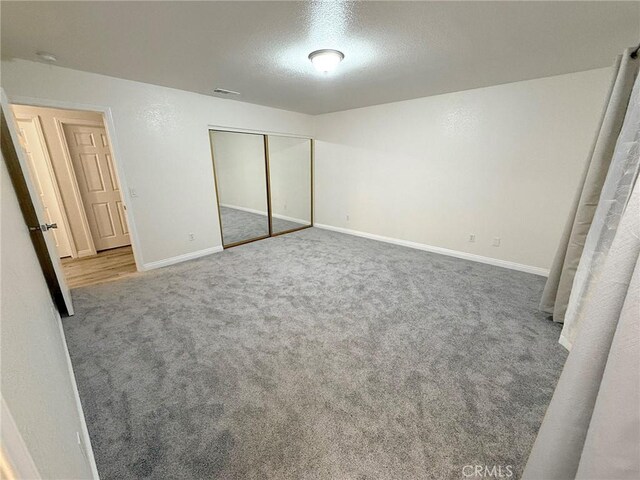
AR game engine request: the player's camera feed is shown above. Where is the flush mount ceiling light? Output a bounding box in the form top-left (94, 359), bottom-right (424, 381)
top-left (308, 49), bottom-right (344, 74)
top-left (36, 51), bottom-right (57, 63)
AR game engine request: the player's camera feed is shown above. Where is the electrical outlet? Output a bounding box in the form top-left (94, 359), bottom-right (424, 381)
top-left (468, 234), bottom-right (476, 243)
top-left (188, 233), bottom-right (196, 241)
top-left (346, 214), bottom-right (350, 221)
top-left (492, 237), bottom-right (501, 247)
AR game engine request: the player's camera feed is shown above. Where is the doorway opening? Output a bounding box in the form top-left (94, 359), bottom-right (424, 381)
top-left (11, 104), bottom-right (137, 288)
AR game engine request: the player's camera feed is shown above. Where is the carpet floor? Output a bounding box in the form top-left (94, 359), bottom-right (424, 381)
top-left (63, 228), bottom-right (566, 479)
top-left (220, 206), bottom-right (305, 245)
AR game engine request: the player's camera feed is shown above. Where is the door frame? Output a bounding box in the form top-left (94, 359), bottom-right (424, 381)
top-left (1, 396), bottom-right (42, 479)
top-left (8, 95), bottom-right (144, 271)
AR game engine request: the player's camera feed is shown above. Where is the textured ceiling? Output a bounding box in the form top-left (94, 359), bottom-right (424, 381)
top-left (1, 1), bottom-right (638, 115)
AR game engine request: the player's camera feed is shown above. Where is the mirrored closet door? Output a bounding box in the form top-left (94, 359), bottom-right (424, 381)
top-left (210, 129), bottom-right (312, 248)
top-left (210, 130), bottom-right (270, 247)
top-left (266, 135), bottom-right (312, 235)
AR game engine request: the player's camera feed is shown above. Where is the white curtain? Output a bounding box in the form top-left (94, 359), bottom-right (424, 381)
top-left (523, 173), bottom-right (640, 479)
top-left (539, 50), bottom-right (638, 323)
top-left (561, 61), bottom-right (640, 349)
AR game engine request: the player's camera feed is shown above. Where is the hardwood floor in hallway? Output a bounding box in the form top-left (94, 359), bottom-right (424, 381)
top-left (62, 246), bottom-right (137, 289)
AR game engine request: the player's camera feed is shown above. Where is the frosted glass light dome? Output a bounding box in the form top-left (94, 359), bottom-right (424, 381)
top-left (308, 49), bottom-right (344, 73)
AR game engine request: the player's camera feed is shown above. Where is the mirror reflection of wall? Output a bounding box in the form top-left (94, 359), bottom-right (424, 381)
top-left (267, 136), bottom-right (312, 235)
top-left (210, 130), bottom-right (269, 246)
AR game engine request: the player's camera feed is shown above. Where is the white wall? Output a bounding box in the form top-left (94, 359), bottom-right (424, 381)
top-left (1, 59), bottom-right (612, 272)
top-left (1, 153), bottom-right (96, 478)
top-left (212, 130), bottom-right (268, 214)
top-left (268, 136), bottom-right (312, 224)
top-left (314, 68), bottom-right (612, 271)
top-left (1, 59), bottom-right (314, 268)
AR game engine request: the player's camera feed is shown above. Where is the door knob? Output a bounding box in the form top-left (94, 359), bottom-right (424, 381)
top-left (29, 223), bottom-right (58, 232)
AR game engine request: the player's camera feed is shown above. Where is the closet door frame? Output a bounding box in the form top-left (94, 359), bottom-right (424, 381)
top-left (208, 127), bottom-right (313, 249)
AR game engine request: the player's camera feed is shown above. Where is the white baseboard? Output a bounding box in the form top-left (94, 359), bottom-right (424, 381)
top-left (272, 212), bottom-right (308, 225)
top-left (53, 306), bottom-right (100, 479)
top-left (141, 246), bottom-right (223, 271)
top-left (314, 224), bottom-right (549, 277)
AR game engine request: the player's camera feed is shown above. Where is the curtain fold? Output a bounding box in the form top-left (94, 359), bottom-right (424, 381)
top-left (575, 257), bottom-right (639, 479)
top-left (523, 174), bottom-right (640, 479)
top-left (540, 49), bottom-right (639, 323)
top-left (560, 65), bottom-right (640, 348)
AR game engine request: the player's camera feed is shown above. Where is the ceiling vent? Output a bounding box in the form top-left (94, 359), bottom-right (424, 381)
top-left (213, 88), bottom-right (241, 96)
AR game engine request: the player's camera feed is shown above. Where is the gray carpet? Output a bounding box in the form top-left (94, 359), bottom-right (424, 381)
top-left (220, 206), bottom-right (305, 245)
top-left (63, 228), bottom-right (566, 479)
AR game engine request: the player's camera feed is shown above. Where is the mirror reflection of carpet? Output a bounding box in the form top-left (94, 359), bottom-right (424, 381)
top-left (220, 206), bottom-right (305, 245)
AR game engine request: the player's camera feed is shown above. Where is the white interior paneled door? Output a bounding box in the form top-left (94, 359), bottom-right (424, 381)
top-left (63, 123), bottom-right (130, 251)
top-left (1, 90), bottom-right (74, 315)
top-left (15, 116), bottom-right (73, 258)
